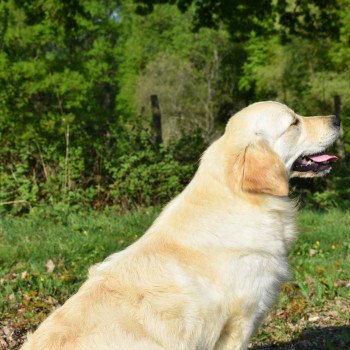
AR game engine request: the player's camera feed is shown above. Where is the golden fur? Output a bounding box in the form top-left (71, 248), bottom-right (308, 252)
top-left (21, 101), bottom-right (339, 350)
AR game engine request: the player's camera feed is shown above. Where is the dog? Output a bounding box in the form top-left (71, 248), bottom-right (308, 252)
top-left (21, 101), bottom-right (340, 350)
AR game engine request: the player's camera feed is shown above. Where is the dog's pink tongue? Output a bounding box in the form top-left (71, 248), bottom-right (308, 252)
top-left (308, 154), bottom-right (339, 163)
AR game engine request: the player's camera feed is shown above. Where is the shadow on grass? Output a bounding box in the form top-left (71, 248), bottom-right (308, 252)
top-left (251, 326), bottom-right (350, 350)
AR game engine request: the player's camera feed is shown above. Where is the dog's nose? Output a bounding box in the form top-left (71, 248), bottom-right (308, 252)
top-left (332, 115), bottom-right (341, 128)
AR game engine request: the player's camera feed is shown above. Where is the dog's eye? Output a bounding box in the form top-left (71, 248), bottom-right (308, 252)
top-left (291, 119), bottom-right (299, 126)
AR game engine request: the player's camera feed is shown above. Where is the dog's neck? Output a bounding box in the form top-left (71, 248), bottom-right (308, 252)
top-left (147, 138), bottom-right (298, 256)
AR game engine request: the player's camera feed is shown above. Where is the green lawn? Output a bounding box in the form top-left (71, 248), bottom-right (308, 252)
top-left (0, 208), bottom-right (349, 349)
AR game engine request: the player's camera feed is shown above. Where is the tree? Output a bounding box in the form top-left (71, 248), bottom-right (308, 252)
top-left (117, 1), bottom-right (242, 142)
top-left (0, 0), bottom-right (121, 209)
top-left (133, 0), bottom-right (341, 40)
top-left (136, 52), bottom-right (221, 142)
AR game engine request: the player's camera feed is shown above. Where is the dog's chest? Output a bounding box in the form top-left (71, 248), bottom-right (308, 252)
top-left (200, 212), bottom-right (296, 343)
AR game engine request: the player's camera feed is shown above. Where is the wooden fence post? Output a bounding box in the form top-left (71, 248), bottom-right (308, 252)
top-left (150, 94), bottom-right (163, 145)
top-left (334, 95), bottom-right (345, 158)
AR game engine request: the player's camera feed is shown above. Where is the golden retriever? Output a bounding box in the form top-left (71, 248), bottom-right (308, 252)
top-left (21, 101), bottom-right (340, 350)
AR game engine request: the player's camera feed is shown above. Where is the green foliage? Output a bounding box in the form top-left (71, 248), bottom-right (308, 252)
top-left (293, 210), bottom-right (350, 300)
top-left (0, 0), bottom-right (349, 213)
top-left (133, 0), bottom-right (341, 40)
top-left (117, 2), bottom-right (240, 137)
top-left (136, 51), bottom-right (225, 141)
top-left (0, 0), bottom-right (122, 212)
top-left (0, 147), bottom-right (39, 214)
top-left (109, 131), bottom-right (206, 208)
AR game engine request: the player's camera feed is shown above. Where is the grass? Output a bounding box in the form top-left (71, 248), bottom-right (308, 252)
top-left (253, 210), bottom-right (350, 349)
top-left (0, 208), bottom-right (349, 349)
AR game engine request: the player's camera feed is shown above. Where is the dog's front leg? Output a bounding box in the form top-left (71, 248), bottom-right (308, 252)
top-left (213, 317), bottom-right (255, 350)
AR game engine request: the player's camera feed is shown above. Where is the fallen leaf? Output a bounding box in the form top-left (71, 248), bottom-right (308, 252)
top-left (0, 337), bottom-right (8, 349)
top-left (328, 310), bottom-right (339, 318)
top-left (45, 259), bottom-right (55, 273)
top-left (309, 249), bottom-right (318, 256)
top-left (334, 279), bottom-right (350, 288)
top-left (2, 327), bottom-right (11, 337)
top-left (21, 271), bottom-right (27, 280)
top-left (305, 276), bottom-right (316, 285)
top-left (46, 296), bottom-right (58, 305)
top-left (8, 340), bottom-right (17, 348)
top-left (308, 315), bottom-right (320, 322)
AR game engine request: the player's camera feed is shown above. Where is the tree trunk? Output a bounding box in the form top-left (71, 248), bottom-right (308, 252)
top-left (150, 94), bottom-right (163, 145)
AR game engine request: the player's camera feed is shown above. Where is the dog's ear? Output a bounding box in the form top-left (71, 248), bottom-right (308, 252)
top-left (241, 141), bottom-right (288, 196)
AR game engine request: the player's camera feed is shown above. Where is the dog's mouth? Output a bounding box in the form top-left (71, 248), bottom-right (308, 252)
top-left (292, 152), bottom-right (338, 173)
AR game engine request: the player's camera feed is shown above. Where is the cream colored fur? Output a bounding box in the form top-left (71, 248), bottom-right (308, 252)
top-left (21, 101), bottom-right (339, 350)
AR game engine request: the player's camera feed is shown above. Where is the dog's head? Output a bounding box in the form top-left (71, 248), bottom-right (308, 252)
top-left (224, 101), bottom-right (340, 197)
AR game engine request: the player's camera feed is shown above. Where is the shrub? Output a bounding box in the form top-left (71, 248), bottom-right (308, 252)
top-left (109, 132), bottom-right (205, 209)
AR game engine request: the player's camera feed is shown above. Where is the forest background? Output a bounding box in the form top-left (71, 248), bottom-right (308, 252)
top-left (1, 0), bottom-right (350, 215)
